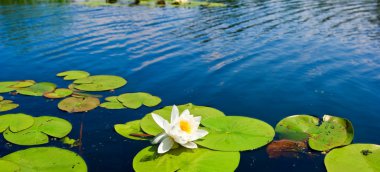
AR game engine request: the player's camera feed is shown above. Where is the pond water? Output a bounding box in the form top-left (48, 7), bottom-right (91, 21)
top-left (1, 0), bottom-right (380, 171)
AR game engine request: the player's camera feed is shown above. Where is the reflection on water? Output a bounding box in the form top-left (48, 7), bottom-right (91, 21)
top-left (1, 0), bottom-right (380, 171)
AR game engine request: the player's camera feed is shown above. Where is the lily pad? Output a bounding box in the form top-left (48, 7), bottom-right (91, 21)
top-left (196, 116), bottom-right (275, 151)
top-left (10, 80), bottom-right (36, 88)
top-left (57, 70), bottom-right (90, 80)
top-left (325, 144), bottom-right (380, 172)
top-left (100, 101), bottom-right (126, 109)
top-left (115, 120), bottom-right (149, 140)
top-left (275, 114), bottom-right (354, 151)
top-left (133, 146), bottom-right (240, 172)
top-left (140, 103), bottom-right (225, 135)
top-left (17, 82), bottom-right (57, 96)
top-left (0, 100), bottom-right (19, 112)
top-left (3, 116), bottom-right (72, 145)
top-left (58, 97), bottom-right (100, 113)
top-left (0, 113), bottom-right (34, 133)
top-left (0, 81), bottom-right (18, 93)
top-left (2, 147), bottom-right (87, 172)
top-left (117, 92), bottom-right (161, 109)
top-left (44, 88), bottom-right (73, 99)
top-left (73, 75), bottom-right (127, 91)
top-left (0, 159), bottom-right (20, 172)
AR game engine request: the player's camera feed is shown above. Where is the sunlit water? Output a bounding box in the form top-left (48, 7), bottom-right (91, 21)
top-left (1, 0), bottom-right (380, 171)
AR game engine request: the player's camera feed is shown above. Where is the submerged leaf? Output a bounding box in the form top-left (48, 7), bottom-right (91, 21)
top-left (58, 97), bottom-right (100, 113)
top-left (3, 116), bottom-right (72, 145)
top-left (196, 116), bottom-right (275, 151)
top-left (266, 139), bottom-right (308, 158)
top-left (44, 88), bottom-right (73, 99)
top-left (61, 136), bottom-right (80, 147)
top-left (325, 144), bottom-right (380, 172)
top-left (140, 103), bottom-right (225, 135)
top-left (0, 113), bottom-right (34, 133)
top-left (115, 120), bottom-right (149, 140)
top-left (57, 70), bottom-right (90, 80)
top-left (17, 82), bottom-right (57, 96)
top-left (117, 92), bottom-right (161, 109)
top-left (133, 146), bottom-right (240, 172)
top-left (74, 75), bottom-right (127, 91)
top-left (2, 147), bottom-right (87, 172)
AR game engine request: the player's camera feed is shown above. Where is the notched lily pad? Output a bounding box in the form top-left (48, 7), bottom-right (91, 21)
top-left (196, 116), bottom-right (275, 151)
top-left (57, 70), bottom-right (90, 80)
top-left (73, 75), bottom-right (127, 91)
top-left (275, 114), bottom-right (354, 151)
top-left (0, 99), bottom-right (19, 112)
top-left (115, 120), bottom-right (150, 140)
top-left (0, 113), bottom-right (34, 133)
top-left (17, 82), bottom-right (57, 96)
top-left (133, 146), bottom-right (240, 172)
top-left (3, 116), bottom-right (72, 145)
top-left (58, 96), bottom-right (100, 113)
top-left (325, 144), bottom-right (380, 172)
top-left (2, 147), bottom-right (87, 172)
top-left (140, 103), bottom-right (225, 135)
top-left (44, 88), bottom-right (73, 99)
top-left (117, 92), bottom-right (161, 109)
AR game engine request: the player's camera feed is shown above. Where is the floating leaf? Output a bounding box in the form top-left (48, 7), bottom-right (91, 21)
top-left (0, 159), bottom-right (20, 172)
top-left (0, 100), bottom-right (19, 112)
top-left (115, 120), bottom-right (149, 140)
top-left (44, 88), bottom-right (73, 99)
top-left (117, 92), bottom-right (161, 109)
top-left (61, 136), bottom-right (80, 147)
top-left (325, 144), bottom-right (380, 172)
top-left (140, 103), bottom-right (225, 135)
top-left (0, 81), bottom-right (18, 93)
top-left (275, 115), bottom-right (354, 151)
top-left (0, 96), bottom-right (3, 101)
top-left (3, 116), bottom-right (72, 145)
top-left (10, 80), bottom-right (36, 88)
top-left (2, 147), bottom-right (87, 172)
top-left (266, 139), bottom-right (307, 158)
top-left (17, 82), bottom-right (57, 96)
top-left (133, 146), bottom-right (240, 172)
top-left (57, 70), bottom-right (90, 80)
top-left (100, 102), bottom-right (126, 109)
top-left (58, 97), bottom-right (100, 113)
top-left (0, 113), bottom-right (34, 133)
top-left (73, 75), bottom-right (127, 91)
top-left (196, 116), bottom-right (275, 151)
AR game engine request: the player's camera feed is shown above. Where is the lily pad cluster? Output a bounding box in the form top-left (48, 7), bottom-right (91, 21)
top-left (100, 92), bottom-right (161, 109)
top-left (0, 80), bottom-right (36, 93)
top-left (115, 103), bottom-right (275, 172)
top-left (0, 147), bottom-right (87, 172)
top-left (0, 96), bottom-right (19, 112)
top-left (0, 113), bottom-right (72, 145)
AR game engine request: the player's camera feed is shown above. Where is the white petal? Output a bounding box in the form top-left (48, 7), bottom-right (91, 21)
top-left (181, 142), bottom-right (198, 149)
top-left (180, 109), bottom-right (190, 117)
top-left (151, 133), bottom-right (168, 144)
top-left (190, 129), bottom-right (209, 141)
top-left (158, 137), bottom-right (174, 154)
top-left (171, 105), bottom-right (179, 124)
top-left (152, 113), bottom-right (170, 132)
top-left (194, 116), bottom-right (201, 123)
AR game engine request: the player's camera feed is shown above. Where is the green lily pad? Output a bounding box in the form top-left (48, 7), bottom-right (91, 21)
top-left (140, 103), bottom-right (225, 135)
top-left (0, 81), bottom-right (18, 93)
top-left (44, 88), bottom-right (73, 99)
top-left (2, 147), bottom-right (87, 172)
top-left (115, 120), bottom-right (148, 140)
top-left (58, 97), bottom-right (100, 113)
top-left (10, 80), bottom-right (36, 88)
top-left (117, 92), bottom-right (161, 109)
top-left (0, 113), bottom-right (34, 133)
top-left (57, 70), bottom-right (90, 80)
top-left (17, 82), bottom-right (57, 96)
top-left (0, 100), bottom-right (19, 112)
top-left (3, 116), bottom-right (72, 145)
top-left (196, 116), bottom-right (275, 151)
top-left (0, 96), bottom-right (3, 101)
top-left (133, 146), bottom-right (240, 172)
top-left (73, 75), bottom-right (127, 91)
top-left (100, 101), bottom-right (126, 109)
top-left (275, 114), bottom-right (354, 151)
top-left (0, 159), bottom-right (20, 172)
top-left (325, 144), bottom-right (380, 172)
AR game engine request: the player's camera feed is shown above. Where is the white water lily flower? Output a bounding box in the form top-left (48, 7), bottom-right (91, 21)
top-left (151, 105), bottom-right (208, 154)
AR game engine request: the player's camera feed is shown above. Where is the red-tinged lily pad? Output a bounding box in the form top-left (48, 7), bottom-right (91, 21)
top-left (58, 97), bottom-right (100, 113)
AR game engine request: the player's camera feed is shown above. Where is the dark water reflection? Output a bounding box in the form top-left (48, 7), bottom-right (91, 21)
top-left (1, 0), bottom-right (380, 171)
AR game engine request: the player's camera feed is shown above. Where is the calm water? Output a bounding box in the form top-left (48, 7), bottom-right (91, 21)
top-left (1, 0), bottom-right (380, 171)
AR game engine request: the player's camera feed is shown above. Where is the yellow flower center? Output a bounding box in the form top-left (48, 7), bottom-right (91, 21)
top-left (180, 120), bottom-right (191, 133)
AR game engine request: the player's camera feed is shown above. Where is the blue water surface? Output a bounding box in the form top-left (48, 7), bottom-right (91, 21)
top-left (1, 0), bottom-right (380, 171)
